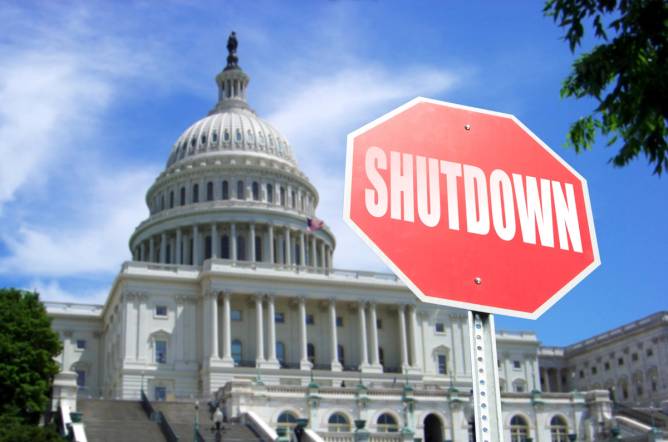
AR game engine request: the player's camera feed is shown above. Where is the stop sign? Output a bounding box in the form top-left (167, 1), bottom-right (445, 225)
top-left (344, 97), bottom-right (600, 319)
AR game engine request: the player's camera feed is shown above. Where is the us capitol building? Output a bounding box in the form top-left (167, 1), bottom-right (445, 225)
top-left (45, 34), bottom-right (667, 442)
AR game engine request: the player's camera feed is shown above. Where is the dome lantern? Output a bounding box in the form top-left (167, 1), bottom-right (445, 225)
top-left (210, 31), bottom-right (251, 113)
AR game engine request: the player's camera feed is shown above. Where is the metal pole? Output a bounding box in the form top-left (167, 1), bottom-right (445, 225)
top-left (468, 311), bottom-right (503, 442)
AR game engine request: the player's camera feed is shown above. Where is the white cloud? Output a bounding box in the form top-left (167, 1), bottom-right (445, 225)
top-left (0, 167), bottom-right (156, 277)
top-left (27, 279), bottom-right (108, 305)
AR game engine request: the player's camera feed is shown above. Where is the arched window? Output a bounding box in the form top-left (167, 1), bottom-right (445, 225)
top-left (307, 343), bottom-right (315, 364)
top-left (252, 182), bottom-right (259, 200)
top-left (328, 413), bottom-right (350, 432)
top-left (221, 235), bottom-right (230, 259)
top-left (550, 416), bottom-right (568, 442)
top-left (510, 415), bottom-right (529, 442)
top-left (267, 184), bottom-right (273, 203)
top-left (169, 191), bottom-right (174, 208)
top-left (255, 236), bottom-right (262, 262)
top-left (231, 339), bottom-right (242, 365)
top-left (338, 345), bottom-right (345, 367)
top-left (206, 181), bottom-right (214, 201)
top-left (192, 183), bottom-right (199, 203)
top-left (237, 236), bottom-right (246, 261)
top-left (277, 411), bottom-right (298, 431)
top-left (180, 187), bottom-right (186, 206)
top-left (377, 413), bottom-right (398, 432)
top-left (276, 342), bottom-right (285, 365)
top-left (236, 180), bottom-right (244, 199)
top-left (222, 181), bottom-right (229, 200)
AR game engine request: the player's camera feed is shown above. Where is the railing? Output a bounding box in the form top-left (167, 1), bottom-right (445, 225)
top-left (241, 410), bottom-right (278, 441)
top-left (141, 389), bottom-right (180, 442)
top-left (281, 362), bottom-right (300, 369)
top-left (383, 367), bottom-right (402, 374)
top-left (342, 365), bottom-right (360, 372)
top-left (614, 403), bottom-right (668, 429)
top-left (238, 359), bottom-right (256, 367)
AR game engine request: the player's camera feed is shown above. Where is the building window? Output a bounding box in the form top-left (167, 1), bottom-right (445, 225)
top-left (275, 312), bottom-right (285, 323)
top-left (591, 366), bottom-right (597, 375)
top-left (155, 340), bottom-right (167, 364)
top-left (75, 369), bottom-right (86, 388)
top-left (221, 235), bottom-right (230, 259)
top-left (180, 187), bottom-right (186, 205)
top-left (307, 343), bottom-right (315, 364)
top-left (328, 413), bottom-right (350, 432)
top-left (377, 413), bottom-right (398, 432)
top-left (646, 348), bottom-right (654, 357)
top-left (280, 187), bottom-right (286, 206)
top-left (236, 180), bottom-right (244, 199)
top-left (192, 183), bottom-right (199, 203)
top-left (160, 195), bottom-right (164, 211)
top-left (206, 181), bottom-right (214, 201)
top-left (155, 305), bottom-right (168, 317)
top-left (267, 184), bottom-right (273, 203)
top-left (252, 182), bottom-right (259, 200)
top-left (255, 236), bottom-right (262, 262)
top-left (438, 354), bottom-right (447, 374)
top-left (154, 386), bottom-right (167, 401)
top-left (435, 322), bottom-right (445, 333)
top-left (231, 340), bottom-right (242, 364)
top-left (513, 380), bottom-right (526, 393)
top-left (169, 191), bottom-right (174, 208)
top-left (631, 353), bottom-right (639, 362)
top-left (338, 345), bottom-right (345, 366)
top-left (237, 236), bottom-right (246, 261)
top-left (336, 316), bottom-right (343, 327)
top-left (376, 319), bottom-right (382, 329)
top-left (276, 342), bottom-right (285, 365)
top-left (306, 314), bottom-right (315, 325)
top-left (76, 339), bottom-right (87, 350)
top-left (291, 190), bottom-right (296, 208)
top-left (379, 347), bottom-right (385, 366)
top-left (513, 360), bottom-right (521, 370)
top-left (510, 415), bottom-right (529, 442)
top-left (618, 357), bottom-right (624, 366)
top-left (277, 411), bottom-right (298, 431)
top-left (222, 181), bottom-right (229, 200)
top-left (579, 370), bottom-right (585, 379)
top-left (604, 362), bottom-right (610, 371)
top-left (231, 309), bottom-right (242, 321)
top-left (550, 416), bottom-right (568, 442)
top-left (205, 235), bottom-right (212, 259)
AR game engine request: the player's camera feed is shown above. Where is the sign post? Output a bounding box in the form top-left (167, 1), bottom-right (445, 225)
top-left (344, 97), bottom-right (600, 440)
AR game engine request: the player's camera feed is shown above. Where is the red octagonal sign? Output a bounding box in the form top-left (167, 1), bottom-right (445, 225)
top-left (344, 98), bottom-right (600, 319)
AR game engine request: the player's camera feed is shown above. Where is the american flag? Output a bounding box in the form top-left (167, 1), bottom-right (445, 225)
top-left (306, 217), bottom-right (324, 232)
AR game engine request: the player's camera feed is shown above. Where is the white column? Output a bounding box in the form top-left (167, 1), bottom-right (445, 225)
top-left (284, 228), bottom-right (291, 266)
top-left (369, 303), bottom-right (381, 368)
top-left (149, 237), bottom-right (155, 262)
top-left (299, 231), bottom-right (306, 266)
top-left (192, 225), bottom-right (200, 265)
top-left (176, 229), bottom-right (182, 265)
top-left (210, 292), bottom-right (219, 360)
top-left (176, 298), bottom-right (184, 362)
top-left (358, 302), bottom-right (369, 369)
top-left (311, 236), bottom-right (317, 267)
top-left (250, 223), bottom-right (256, 262)
top-left (211, 224), bottom-right (219, 258)
top-left (299, 297), bottom-right (311, 370)
top-left (398, 306), bottom-right (409, 371)
top-left (320, 241), bottom-right (326, 269)
top-left (255, 296), bottom-right (264, 365)
top-left (266, 295), bottom-right (279, 367)
top-left (268, 224), bottom-right (275, 264)
top-left (230, 223), bottom-right (237, 261)
top-left (329, 300), bottom-right (342, 371)
top-left (159, 233), bottom-right (166, 263)
top-left (222, 292), bottom-right (233, 364)
top-left (408, 305), bottom-right (420, 369)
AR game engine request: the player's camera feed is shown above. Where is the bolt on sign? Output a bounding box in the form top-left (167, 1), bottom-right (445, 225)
top-left (344, 97), bottom-right (600, 320)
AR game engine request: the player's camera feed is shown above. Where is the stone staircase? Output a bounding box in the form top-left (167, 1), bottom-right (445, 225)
top-left (77, 399), bottom-right (165, 442)
top-left (153, 401), bottom-right (264, 441)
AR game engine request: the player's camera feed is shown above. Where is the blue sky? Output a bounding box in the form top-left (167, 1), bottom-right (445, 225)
top-left (0, 0), bottom-right (665, 346)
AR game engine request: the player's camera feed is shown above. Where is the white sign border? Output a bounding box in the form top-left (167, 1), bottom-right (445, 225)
top-left (343, 96), bottom-right (601, 320)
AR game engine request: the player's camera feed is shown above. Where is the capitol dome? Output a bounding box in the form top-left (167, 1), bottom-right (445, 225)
top-left (129, 32), bottom-right (335, 271)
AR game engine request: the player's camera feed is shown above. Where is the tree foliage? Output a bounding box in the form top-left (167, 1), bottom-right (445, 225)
top-left (0, 289), bottom-right (62, 423)
top-left (544, 0), bottom-right (668, 174)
